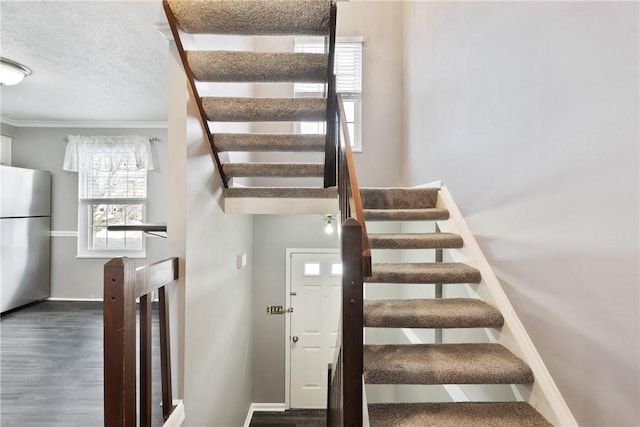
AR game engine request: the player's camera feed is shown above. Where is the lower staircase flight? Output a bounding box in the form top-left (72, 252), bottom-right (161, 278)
top-left (358, 187), bottom-right (552, 426)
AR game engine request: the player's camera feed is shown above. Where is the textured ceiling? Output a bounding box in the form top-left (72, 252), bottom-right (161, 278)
top-left (0, 0), bottom-right (169, 123)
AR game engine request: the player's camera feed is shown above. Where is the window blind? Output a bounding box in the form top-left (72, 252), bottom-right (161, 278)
top-left (295, 39), bottom-right (362, 93)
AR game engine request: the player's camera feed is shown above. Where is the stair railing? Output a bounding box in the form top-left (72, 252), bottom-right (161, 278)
top-left (103, 257), bottom-right (179, 427)
top-left (327, 94), bottom-right (372, 427)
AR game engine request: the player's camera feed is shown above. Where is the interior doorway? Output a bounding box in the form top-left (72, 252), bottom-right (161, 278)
top-left (285, 249), bottom-right (341, 409)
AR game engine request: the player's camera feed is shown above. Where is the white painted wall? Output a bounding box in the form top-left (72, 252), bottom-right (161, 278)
top-left (402, 2), bottom-right (639, 426)
top-left (170, 40), bottom-right (255, 425)
top-left (337, 1), bottom-right (404, 187)
top-left (8, 125), bottom-right (167, 299)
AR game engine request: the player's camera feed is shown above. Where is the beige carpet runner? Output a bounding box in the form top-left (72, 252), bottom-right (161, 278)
top-left (362, 187), bottom-right (551, 426)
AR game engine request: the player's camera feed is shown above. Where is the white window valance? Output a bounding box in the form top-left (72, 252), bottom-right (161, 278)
top-left (62, 135), bottom-right (155, 172)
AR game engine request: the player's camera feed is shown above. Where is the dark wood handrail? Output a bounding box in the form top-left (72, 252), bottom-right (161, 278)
top-left (163, 1), bottom-right (229, 188)
top-left (337, 94), bottom-right (371, 270)
top-left (104, 257), bottom-right (179, 427)
top-left (328, 93), bottom-right (372, 426)
top-left (135, 257), bottom-right (180, 298)
top-left (336, 94), bottom-right (371, 277)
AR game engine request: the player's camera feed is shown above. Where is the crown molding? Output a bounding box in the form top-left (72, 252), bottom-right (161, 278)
top-left (0, 116), bottom-right (167, 129)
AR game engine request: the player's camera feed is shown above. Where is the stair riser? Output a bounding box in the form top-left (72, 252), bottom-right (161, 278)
top-left (223, 164), bottom-right (324, 178)
top-left (367, 272), bottom-right (481, 284)
top-left (203, 98), bottom-right (326, 122)
top-left (361, 188), bottom-right (439, 209)
top-left (369, 240), bottom-right (464, 250)
top-left (363, 298), bottom-right (504, 329)
top-left (364, 344), bottom-right (534, 385)
top-left (168, 0), bottom-right (332, 36)
top-left (224, 187), bottom-right (337, 199)
top-left (214, 134), bottom-right (325, 153)
top-left (364, 318), bottom-right (503, 329)
top-left (364, 210), bottom-right (450, 221)
top-left (188, 51), bottom-right (328, 83)
top-left (364, 317), bottom-right (504, 329)
top-left (368, 403), bottom-right (553, 427)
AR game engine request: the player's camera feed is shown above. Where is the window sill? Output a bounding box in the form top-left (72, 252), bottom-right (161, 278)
top-left (76, 252), bottom-right (147, 259)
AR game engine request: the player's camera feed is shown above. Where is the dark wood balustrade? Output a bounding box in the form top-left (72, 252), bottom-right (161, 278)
top-left (104, 257), bottom-right (179, 427)
top-left (324, 2), bottom-right (338, 188)
top-left (327, 94), bottom-right (372, 427)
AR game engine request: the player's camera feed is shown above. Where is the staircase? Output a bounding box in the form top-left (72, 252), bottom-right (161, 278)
top-left (164, 0), bottom-right (338, 212)
top-left (164, 1), bottom-right (573, 426)
top-left (360, 187), bottom-right (553, 426)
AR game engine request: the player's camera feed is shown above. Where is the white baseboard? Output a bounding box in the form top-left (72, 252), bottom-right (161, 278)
top-left (243, 403), bottom-right (285, 427)
top-left (162, 400), bottom-right (185, 427)
top-left (47, 297), bottom-right (103, 302)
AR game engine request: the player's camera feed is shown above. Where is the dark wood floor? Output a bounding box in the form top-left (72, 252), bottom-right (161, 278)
top-left (1, 300), bottom-right (163, 427)
top-left (250, 409), bottom-right (326, 427)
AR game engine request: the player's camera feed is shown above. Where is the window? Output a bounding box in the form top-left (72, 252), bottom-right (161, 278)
top-left (304, 262), bottom-right (321, 276)
top-left (78, 153), bottom-right (147, 257)
top-left (331, 263), bottom-right (342, 276)
top-left (63, 136), bottom-right (153, 258)
top-left (294, 38), bottom-right (363, 152)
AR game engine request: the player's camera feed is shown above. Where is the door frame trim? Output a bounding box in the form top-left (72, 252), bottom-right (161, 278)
top-left (284, 248), bottom-right (340, 410)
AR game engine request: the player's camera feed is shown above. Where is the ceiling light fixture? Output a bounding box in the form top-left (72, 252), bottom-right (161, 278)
top-left (0, 57), bottom-right (32, 86)
top-left (324, 214), bottom-right (335, 234)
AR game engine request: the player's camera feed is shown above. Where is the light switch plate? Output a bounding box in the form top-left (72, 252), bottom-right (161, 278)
top-left (236, 253), bottom-right (247, 269)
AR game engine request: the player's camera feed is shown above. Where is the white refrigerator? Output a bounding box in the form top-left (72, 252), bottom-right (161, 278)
top-left (0, 165), bottom-right (51, 313)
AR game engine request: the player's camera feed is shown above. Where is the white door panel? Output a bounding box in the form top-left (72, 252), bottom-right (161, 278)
top-left (290, 252), bottom-right (341, 408)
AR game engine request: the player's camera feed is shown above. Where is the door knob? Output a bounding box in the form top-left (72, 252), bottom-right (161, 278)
top-left (292, 336), bottom-right (299, 343)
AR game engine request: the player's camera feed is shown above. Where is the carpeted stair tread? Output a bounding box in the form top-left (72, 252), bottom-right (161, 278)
top-left (363, 298), bottom-right (504, 329)
top-left (224, 187), bottom-right (337, 199)
top-left (360, 187), bottom-right (439, 209)
top-left (222, 162), bottom-right (324, 178)
top-left (167, 0), bottom-right (331, 36)
top-left (368, 402), bottom-right (552, 427)
top-left (364, 208), bottom-right (450, 221)
top-left (369, 233), bottom-right (463, 249)
top-left (214, 133), bottom-right (325, 152)
top-left (188, 51), bottom-right (328, 83)
top-left (364, 343), bottom-right (533, 385)
top-left (368, 263), bottom-right (481, 284)
top-left (203, 97), bottom-right (326, 122)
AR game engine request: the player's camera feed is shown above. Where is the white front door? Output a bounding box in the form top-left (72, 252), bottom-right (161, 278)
top-left (289, 251), bottom-right (341, 408)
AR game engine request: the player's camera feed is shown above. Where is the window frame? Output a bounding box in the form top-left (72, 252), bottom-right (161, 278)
top-left (76, 167), bottom-right (148, 259)
top-left (294, 37), bottom-right (364, 152)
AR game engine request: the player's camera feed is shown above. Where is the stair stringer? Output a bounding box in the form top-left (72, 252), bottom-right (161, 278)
top-left (435, 186), bottom-right (578, 426)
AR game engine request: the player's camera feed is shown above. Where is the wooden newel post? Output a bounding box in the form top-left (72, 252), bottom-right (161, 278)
top-left (104, 257), bottom-right (137, 427)
top-left (341, 219), bottom-right (364, 427)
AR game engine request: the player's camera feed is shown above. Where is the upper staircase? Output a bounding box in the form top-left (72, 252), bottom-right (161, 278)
top-left (164, 0), bottom-right (338, 214)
